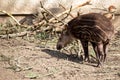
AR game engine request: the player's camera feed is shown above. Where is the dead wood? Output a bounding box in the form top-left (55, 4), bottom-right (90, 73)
top-left (0, 10), bottom-right (21, 25)
top-left (0, 31), bottom-right (30, 39)
top-left (59, 3), bottom-right (75, 18)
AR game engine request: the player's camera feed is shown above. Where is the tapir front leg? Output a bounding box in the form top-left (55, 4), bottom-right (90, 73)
top-left (80, 40), bottom-right (89, 62)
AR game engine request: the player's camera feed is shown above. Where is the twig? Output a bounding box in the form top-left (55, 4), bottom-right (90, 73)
top-left (0, 31), bottom-right (30, 39)
top-left (40, 1), bottom-right (66, 24)
top-left (41, 12), bottom-right (49, 23)
top-left (61, 6), bottom-right (72, 21)
top-left (33, 20), bottom-right (46, 31)
top-left (0, 10), bottom-right (21, 25)
top-left (59, 3), bottom-right (74, 18)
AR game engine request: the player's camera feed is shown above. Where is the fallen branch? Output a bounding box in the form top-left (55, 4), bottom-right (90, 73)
top-left (0, 31), bottom-right (30, 39)
top-left (0, 10), bottom-right (21, 25)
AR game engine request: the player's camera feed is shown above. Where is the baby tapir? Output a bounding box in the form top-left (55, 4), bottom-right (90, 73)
top-left (56, 13), bottom-right (114, 67)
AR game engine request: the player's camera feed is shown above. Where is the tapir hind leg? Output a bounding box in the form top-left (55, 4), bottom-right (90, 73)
top-left (91, 42), bottom-right (104, 67)
top-left (103, 40), bottom-right (109, 62)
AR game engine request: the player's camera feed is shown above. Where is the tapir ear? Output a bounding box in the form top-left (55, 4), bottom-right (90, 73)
top-left (64, 24), bottom-right (68, 30)
top-left (62, 24), bottom-right (68, 30)
top-left (54, 24), bottom-right (68, 32)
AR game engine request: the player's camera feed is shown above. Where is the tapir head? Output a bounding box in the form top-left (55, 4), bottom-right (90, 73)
top-left (56, 25), bottom-right (74, 50)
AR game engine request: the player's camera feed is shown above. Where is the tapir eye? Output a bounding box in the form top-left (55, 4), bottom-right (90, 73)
top-left (59, 37), bottom-right (62, 40)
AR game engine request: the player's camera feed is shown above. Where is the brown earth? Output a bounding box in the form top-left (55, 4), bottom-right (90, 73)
top-left (0, 28), bottom-right (120, 80)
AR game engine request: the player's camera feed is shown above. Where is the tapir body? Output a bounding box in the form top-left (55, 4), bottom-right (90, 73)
top-left (56, 13), bottom-right (114, 66)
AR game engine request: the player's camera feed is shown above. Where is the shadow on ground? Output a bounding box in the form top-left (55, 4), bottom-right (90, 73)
top-left (42, 49), bottom-right (83, 63)
top-left (42, 49), bottom-right (99, 67)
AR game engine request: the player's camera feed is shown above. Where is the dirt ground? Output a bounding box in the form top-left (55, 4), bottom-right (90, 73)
top-left (0, 29), bottom-right (120, 80)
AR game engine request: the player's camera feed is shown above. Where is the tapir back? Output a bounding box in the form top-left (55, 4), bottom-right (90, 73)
top-left (67, 13), bottom-right (114, 42)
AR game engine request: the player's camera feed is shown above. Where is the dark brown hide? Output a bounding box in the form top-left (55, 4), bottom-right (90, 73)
top-left (57, 13), bottom-right (114, 67)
